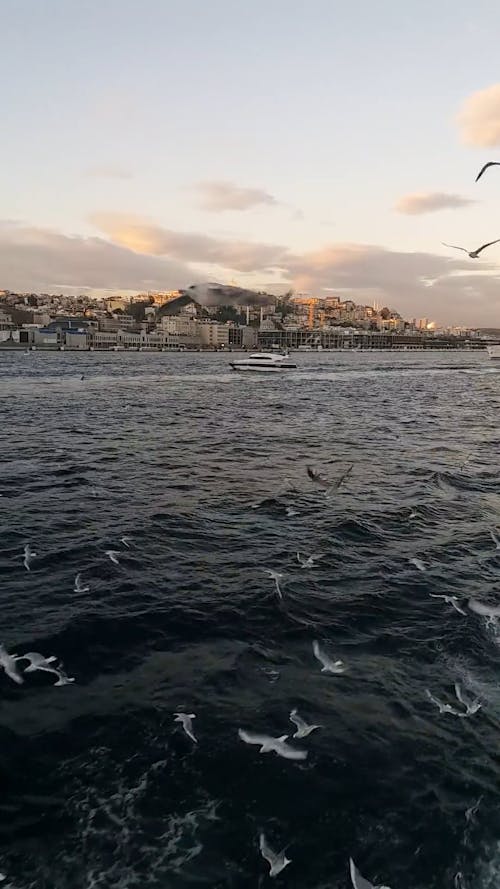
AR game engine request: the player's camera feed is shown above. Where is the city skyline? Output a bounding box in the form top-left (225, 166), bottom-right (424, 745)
top-left (3, 1), bottom-right (500, 324)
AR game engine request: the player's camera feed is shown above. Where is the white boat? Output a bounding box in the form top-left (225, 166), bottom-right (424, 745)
top-left (486, 345), bottom-right (500, 359)
top-left (229, 352), bottom-right (297, 372)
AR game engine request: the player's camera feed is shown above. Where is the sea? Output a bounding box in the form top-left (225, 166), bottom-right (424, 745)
top-left (0, 349), bottom-right (499, 889)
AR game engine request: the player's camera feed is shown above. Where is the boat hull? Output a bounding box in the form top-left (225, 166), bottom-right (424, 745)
top-left (230, 363), bottom-right (296, 372)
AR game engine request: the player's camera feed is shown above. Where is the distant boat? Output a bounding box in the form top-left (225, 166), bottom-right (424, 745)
top-left (229, 352), bottom-right (297, 373)
top-left (486, 345), bottom-right (500, 360)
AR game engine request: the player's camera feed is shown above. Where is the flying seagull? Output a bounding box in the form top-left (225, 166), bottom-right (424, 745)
top-left (429, 594), bottom-right (467, 616)
top-left (349, 857), bottom-right (391, 889)
top-left (263, 569), bottom-right (285, 600)
top-left (475, 161), bottom-right (500, 182)
top-left (442, 239), bottom-right (500, 258)
top-left (174, 712), bottom-right (197, 743)
top-left (105, 550), bottom-right (122, 565)
top-left (238, 729), bottom-right (307, 760)
top-left (426, 689), bottom-right (465, 717)
top-left (297, 552), bottom-right (324, 568)
top-left (121, 536), bottom-right (133, 548)
top-left (409, 557), bottom-right (426, 572)
top-left (259, 833), bottom-right (292, 878)
top-left (23, 544), bottom-right (37, 572)
top-left (74, 573), bottom-right (90, 593)
top-left (289, 708), bottom-right (321, 738)
top-left (312, 640), bottom-right (346, 674)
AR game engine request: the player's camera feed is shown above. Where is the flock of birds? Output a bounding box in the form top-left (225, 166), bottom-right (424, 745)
top-left (4, 433), bottom-right (499, 886)
top-left (442, 160), bottom-right (500, 258)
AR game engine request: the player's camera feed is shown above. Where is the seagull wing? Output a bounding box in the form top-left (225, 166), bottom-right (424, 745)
top-left (4, 662), bottom-right (24, 685)
top-left (289, 709), bottom-right (304, 731)
top-left (349, 858), bottom-right (375, 889)
top-left (490, 529), bottom-right (500, 548)
top-left (475, 161), bottom-right (500, 182)
top-left (476, 238), bottom-right (500, 254)
top-left (274, 741), bottom-right (308, 760)
top-left (442, 242), bottom-right (469, 253)
top-left (468, 598), bottom-right (500, 616)
top-left (259, 834), bottom-right (277, 867)
top-left (312, 640), bottom-right (326, 666)
top-left (238, 729), bottom-right (273, 746)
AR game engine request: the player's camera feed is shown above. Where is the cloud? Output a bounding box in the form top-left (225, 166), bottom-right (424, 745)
top-left (285, 242), bottom-right (500, 324)
top-left (84, 165), bottom-right (134, 180)
top-left (0, 221), bottom-right (197, 293)
top-left (193, 180), bottom-right (278, 211)
top-left (457, 83), bottom-right (500, 146)
top-left (3, 216), bottom-right (500, 324)
top-left (394, 192), bottom-right (475, 215)
top-left (89, 212), bottom-right (289, 272)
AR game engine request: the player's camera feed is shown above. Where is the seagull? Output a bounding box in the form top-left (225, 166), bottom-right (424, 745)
top-left (296, 552), bottom-right (324, 568)
top-left (80, 374), bottom-right (85, 381)
top-left (120, 536), bottom-right (133, 548)
top-left (465, 795), bottom-right (483, 823)
top-left (454, 683), bottom-right (482, 716)
top-left (289, 708), bottom-right (321, 738)
top-left (174, 712), bottom-right (197, 743)
top-left (23, 544), bottom-right (37, 571)
top-left (74, 573), bottom-right (90, 593)
top-left (312, 640), bottom-right (346, 674)
top-left (0, 644), bottom-right (24, 685)
top-left (429, 594), bottom-right (467, 616)
top-left (263, 569), bottom-right (285, 600)
top-left (349, 857), bottom-right (391, 889)
top-left (468, 598), bottom-right (500, 617)
top-left (306, 465), bottom-right (330, 489)
top-left (16, 652), bottom-right (75, 686)
top-left (238, 729), bottom-right (307, 760)
top-left (331, 463), bottom-right (354, 492)
top-left (409, 557), bottom-right (426, 571)
top-left (475, 161), bottom-right (500, 182)
top-left (490, 529), bottom-right (500, 550)
top-left (426, 689), bottom-right (464, 717)
top-left (442, 239), bottom-right (500, 259)
top-left (105, 550), bottom-right (122, 565)
top-left (285, 506), bottom-right (298, 517)
top-left (259, 833), bottom-right (292, 878)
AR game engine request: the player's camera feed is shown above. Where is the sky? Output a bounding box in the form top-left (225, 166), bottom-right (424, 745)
top-left (3, 0), bottom-right (500, 323)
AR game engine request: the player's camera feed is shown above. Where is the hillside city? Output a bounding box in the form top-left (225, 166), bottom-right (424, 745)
top-left (0, 285), bottom-right (491, 351)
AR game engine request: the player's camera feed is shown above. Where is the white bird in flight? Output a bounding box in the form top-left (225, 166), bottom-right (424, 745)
top-left (442, 239), bottom-right (500, 258)
top-left (312, 640), bottom-right (346, 674)
top-left (259, 833), bottom-right (292, 878)
top-left (0, 644), bottom-right (24, 685)
top-left (120, 536), bottom-right (133, 548)
top-left (23, 544), bottom-right (37, 572)
top-left (429, 594), bottom-right (467, 616)
top-left (74, 573), bottom-right (90, 593)
top-left (285, 506), bottom-right (298, 517)
top-left (16, 652), bottom-right (76, 686)
top-left (263, 569), bottom-right (285, 600)
top-left (349, 857), bottom-right (392, 889)
top-left (174, 712), bottom-right (197, 743)
top-left (238, 729), bottom-right (307, 760)
top-left (426, 689), bottom-right (465, 717)
top-left (289, 708), bottom-right (321, 738)
top-left (475, 161), bottom-right (500, 182)
top-left (105, 550), bottom-right (122, 566)
top-left (296, 552), bottom-right (324, 568)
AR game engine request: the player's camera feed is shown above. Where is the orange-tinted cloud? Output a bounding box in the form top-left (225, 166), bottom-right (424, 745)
top-left (193, 180), bottom-right (277, 211)
top-left (394, 192), bottom-right (475, 215)
top-left (457, 83), bottom-right (500, 146)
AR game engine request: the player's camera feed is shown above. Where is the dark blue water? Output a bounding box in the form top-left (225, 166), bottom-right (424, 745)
top-left (1, 350), bottom-right (500, 889)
